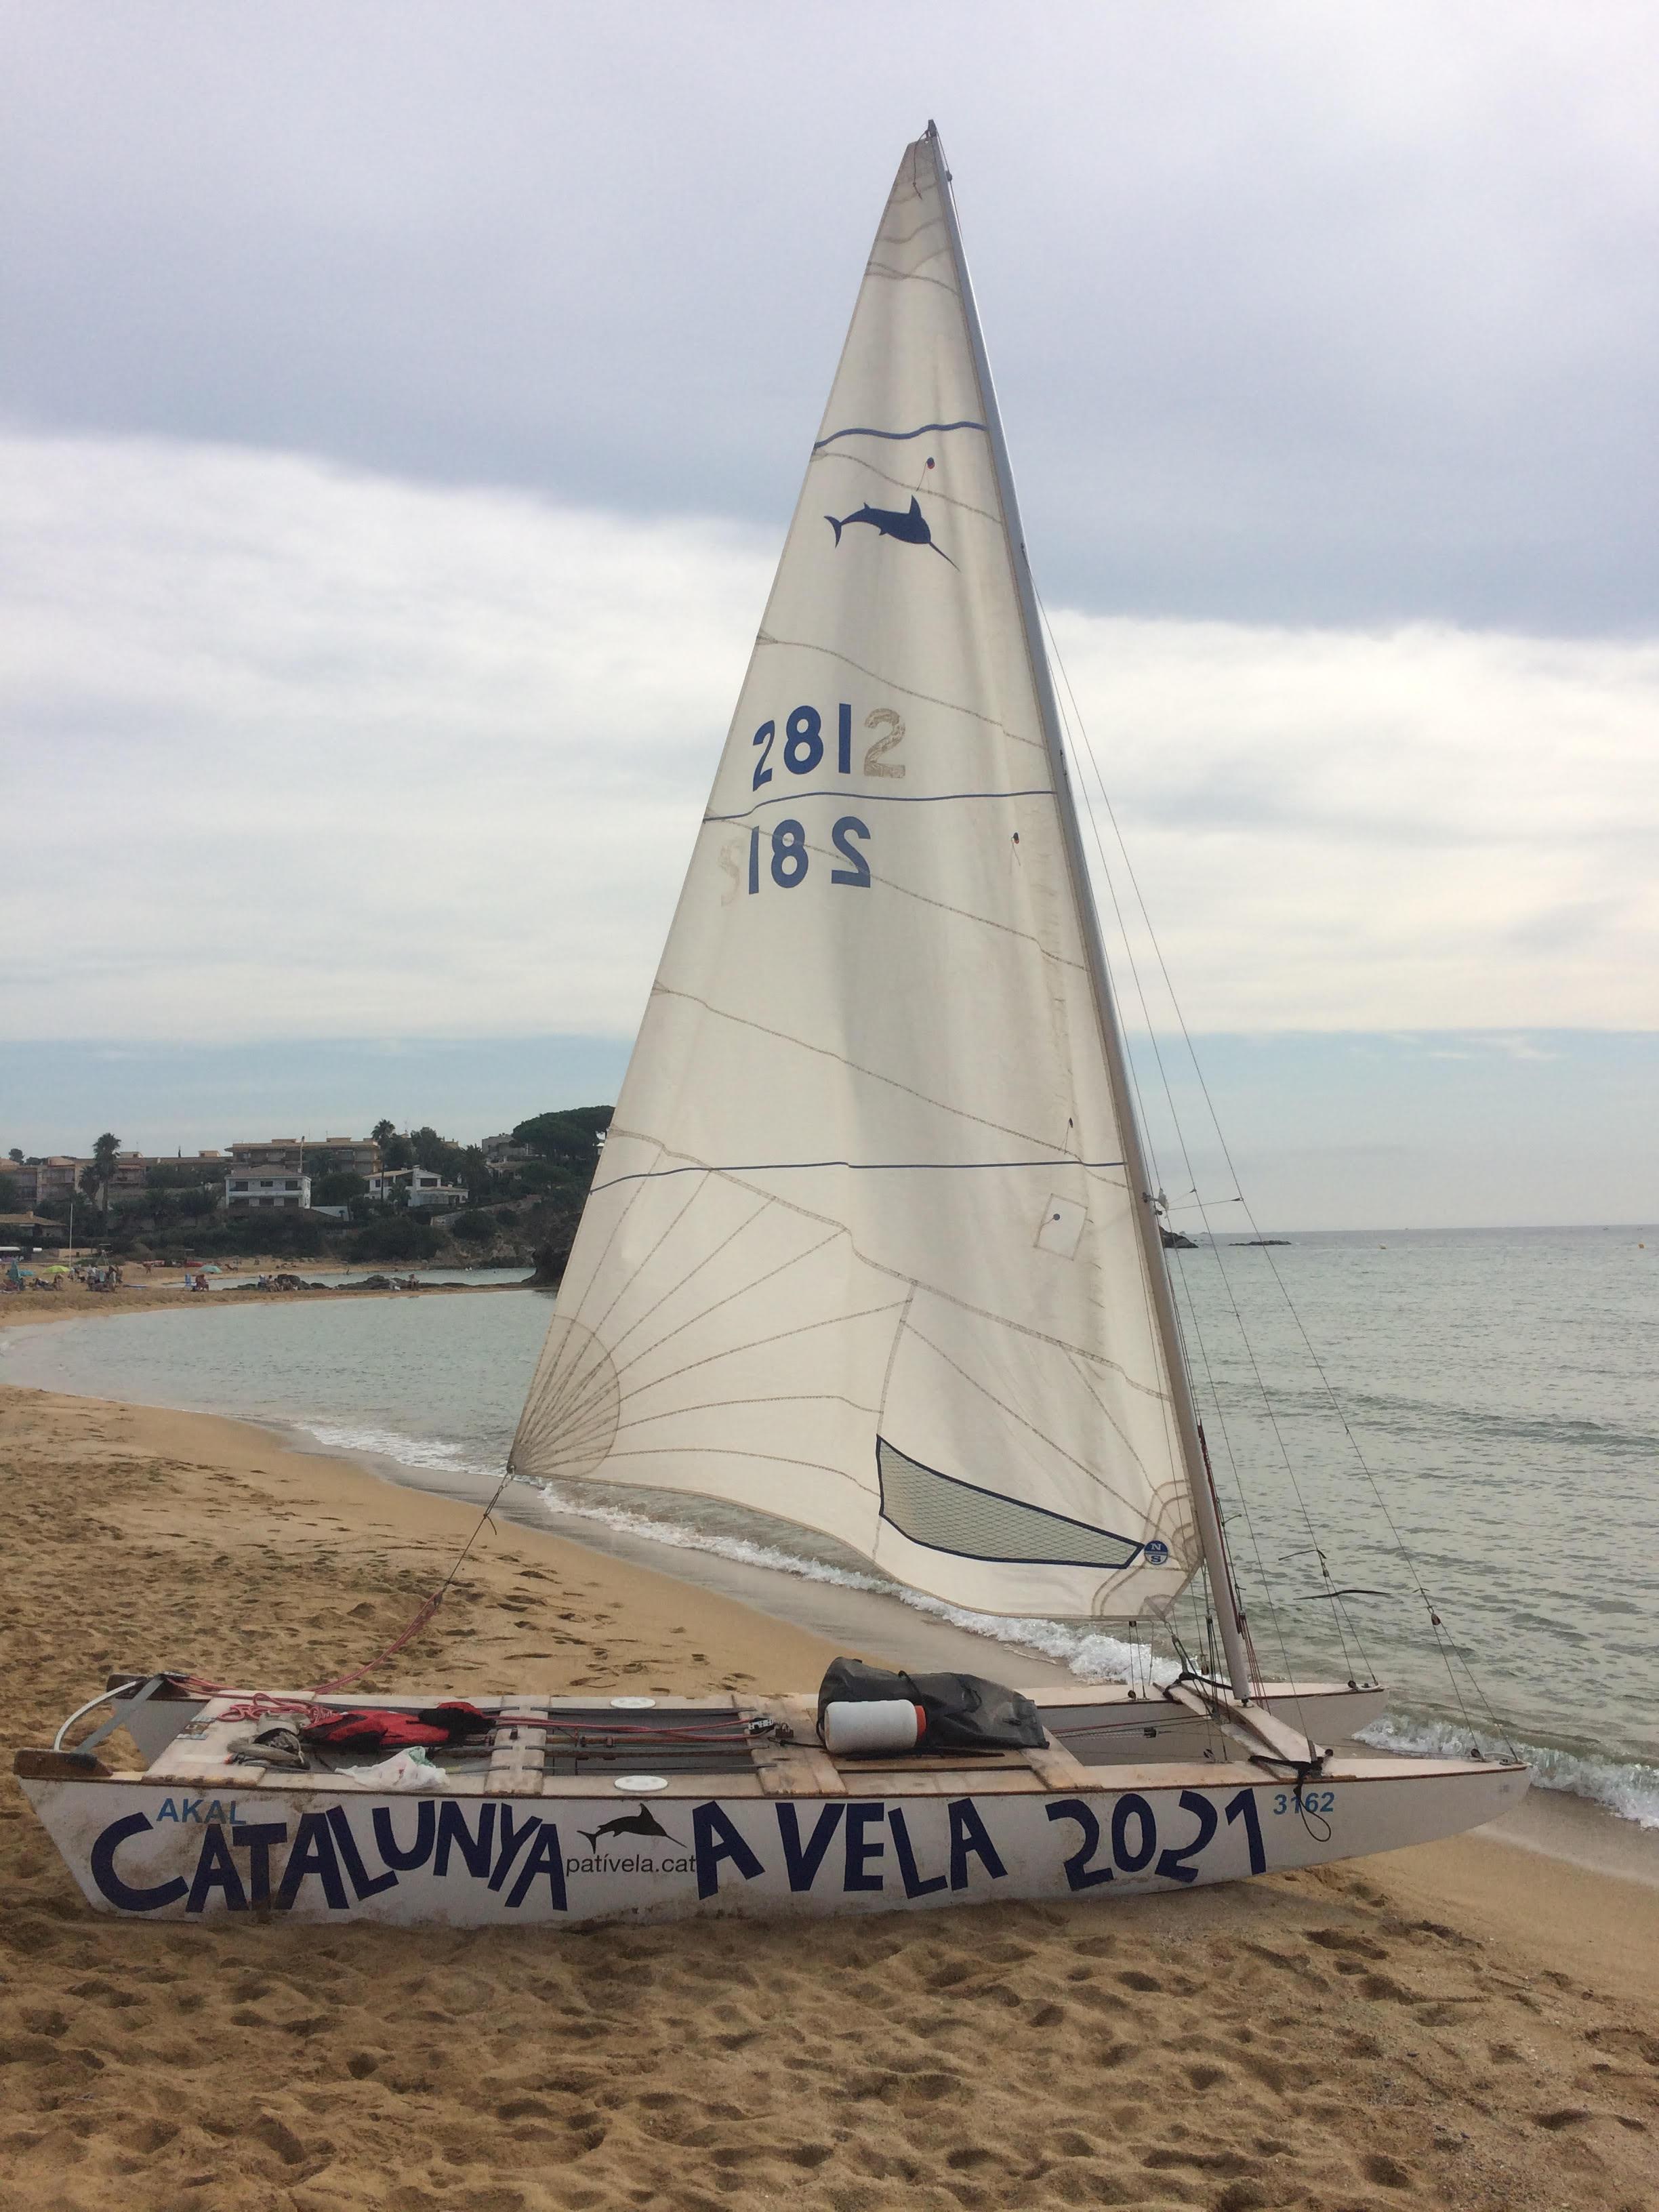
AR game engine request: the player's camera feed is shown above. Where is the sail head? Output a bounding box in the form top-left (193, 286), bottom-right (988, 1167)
top-left (512, 134), bottom-right (1198, 1619)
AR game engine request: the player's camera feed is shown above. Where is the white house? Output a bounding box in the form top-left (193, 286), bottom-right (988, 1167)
top-left (482, 1132), bottom-right (535, 1167)
top-left (366, 1166), bottom-right (466, 1212)
top-left (224, 1169), bottom-right (312, 1212)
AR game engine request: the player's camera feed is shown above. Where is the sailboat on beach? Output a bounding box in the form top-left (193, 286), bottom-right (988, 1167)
top-left (16, 126), bottom-right (1527, 1925)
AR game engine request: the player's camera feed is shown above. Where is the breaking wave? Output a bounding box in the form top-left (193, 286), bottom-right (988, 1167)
top-left (1359, 1711), bottom-right (1659, 1831)
top-left (297, 1418), bottom-right (1181, 1692)
top-left (298, 1414), bottom-right (1659, 1830)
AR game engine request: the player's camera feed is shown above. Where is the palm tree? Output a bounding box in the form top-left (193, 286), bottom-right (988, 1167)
top-left (91, 1132), bottom-right (121, 1231)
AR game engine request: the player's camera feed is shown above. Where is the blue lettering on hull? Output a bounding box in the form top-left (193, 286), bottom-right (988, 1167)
top-left (81, 1786), bottom-right (1273, 1915)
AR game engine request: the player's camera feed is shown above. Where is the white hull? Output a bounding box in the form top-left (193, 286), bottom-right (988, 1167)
top-left (16, 1676), bottom-right (1525, 1927)
top-left (22, 1761), bottom-right (1524, 1927)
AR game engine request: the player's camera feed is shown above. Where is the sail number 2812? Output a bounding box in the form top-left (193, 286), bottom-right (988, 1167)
top-left (745, 701), bottom-right (902, 896)
top-left (747, 817), bottom-right (869, 893)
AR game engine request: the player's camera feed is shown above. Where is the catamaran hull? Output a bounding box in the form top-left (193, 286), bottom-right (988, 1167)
top-left (18, 1759), bottom-right (1527, 1927)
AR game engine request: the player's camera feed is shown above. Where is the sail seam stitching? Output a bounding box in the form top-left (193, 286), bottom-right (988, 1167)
top-left (902, 1318), bottom-right (1164, 1518)
top-left (597, 1446), bottom-right (876, 1491)
top-left (611, 1391), bottom-right (884, 1432)
top-left (641, 989), bottom-right (1082, 1154)
top-left (596, 1227), bottom-right (848, 1397)
top-left (754, 632), bottom-right (1047, 752)
top-left (518, 1178), bottom-right (758, 1448)
top-left (865, 259), bottom-right (956, 296)
top-left (592, 1156), bottom-right (1124, 1191)
top-left (705, 786), bottom-right (1054, 827)
top-left (587, 1136), bottom-right (1166, 1389)
top-left (579, 1300), bottom-right (909, 1416)
top-left (811, 446), bottom-right (1002, 523)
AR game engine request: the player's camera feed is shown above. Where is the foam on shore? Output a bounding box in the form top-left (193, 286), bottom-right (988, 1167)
top-left (298, 1413), bottom-right (1659, 1835)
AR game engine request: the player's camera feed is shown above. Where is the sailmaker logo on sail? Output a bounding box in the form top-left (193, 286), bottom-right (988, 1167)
top-left (821, 433), bottom-right (975, 567)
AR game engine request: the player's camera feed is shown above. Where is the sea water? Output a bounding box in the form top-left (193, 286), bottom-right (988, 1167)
top-left (3, 1227), bottom-right (1655, 1826)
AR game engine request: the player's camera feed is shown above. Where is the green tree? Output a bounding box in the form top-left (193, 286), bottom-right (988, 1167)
top-left (146, 1162), bottom-right (212, 1193)
top-left (408, 1126), bottom-right (466, 1179)
top-left (85, 1132), bottom-right (121, 1229)
top-left (313, 1170), bottom-right (369, 1210)
top-left (7, 1147), bottom-right (22, 1164)
top-left (347, 1214), bottom-right (438, 1263)
top-left (371, 1119), bottom-right (396, 1148)
top-left (512, 1107), bottom-right (613, 1175)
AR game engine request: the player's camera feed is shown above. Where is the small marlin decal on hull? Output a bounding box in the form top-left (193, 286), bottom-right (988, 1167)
top-left (825, 495), bottom-right (957, 567)
top-left (578, 1803), bottom-right (688, 1851)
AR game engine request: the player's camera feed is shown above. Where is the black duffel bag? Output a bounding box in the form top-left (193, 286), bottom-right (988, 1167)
top-left (817, 1655), bottom-right (1047, 1753)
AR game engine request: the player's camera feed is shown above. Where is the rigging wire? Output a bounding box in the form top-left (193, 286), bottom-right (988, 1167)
top-left (1033, 590), bottom-right (1315, 1710)
top-left (1034, 594), bottom-right (1517, 1755)
top-left (1035, 590), bottom-right (1374, 1685)
top-left (1038, 593), bottom-right (1383, 1698)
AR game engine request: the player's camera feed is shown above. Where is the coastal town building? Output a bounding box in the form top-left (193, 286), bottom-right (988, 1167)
top-left (112, 1150), bottom-right (226, 1188)
top-left (0, 1214), bottom-right (54, 1247)
top-left (30, 1158), bottom-right (89, 1206)
top-left (309, 1136), bottom-right (380, 1177)
top-left (8, 1136), bottom-right (390, 1220)
top-left (366, 1165), bottom-right (466, 1212)
top-left (224, 1143), bottom-right (312, 1211)
top-left (482, 1132), bottom-right (535, 1167)
top-left (224, 1166), bottom-right (312, 1212)
top-left (1, 1160), bottom-right (91, 1212)
top-left (229, 1139), bottom-right (304, 1175)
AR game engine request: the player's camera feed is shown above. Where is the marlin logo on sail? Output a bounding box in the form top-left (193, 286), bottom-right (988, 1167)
top-left (825, 495), bottom-right (958, 567)
top-left (578, 1803), bottom-right (687, 1852)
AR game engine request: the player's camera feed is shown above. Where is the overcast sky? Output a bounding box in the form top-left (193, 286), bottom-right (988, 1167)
top-left (2, 3), bottom-right (1655, 1225)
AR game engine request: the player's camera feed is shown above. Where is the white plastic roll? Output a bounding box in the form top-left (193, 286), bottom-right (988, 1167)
top-left (821, 1699), bottom-right (925, 1755)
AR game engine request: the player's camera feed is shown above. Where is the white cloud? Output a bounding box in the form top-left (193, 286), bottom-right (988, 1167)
top-left (2, 434), bottom-right (770, 1040)
top-left (1053, 611), bottom-right (1659, 1033)
top-left (3, 432), bottom-right (1655, 1044)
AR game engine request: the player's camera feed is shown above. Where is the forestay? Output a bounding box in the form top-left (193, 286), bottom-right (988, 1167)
top-left (512, 133), bottom-right (1197, 1620)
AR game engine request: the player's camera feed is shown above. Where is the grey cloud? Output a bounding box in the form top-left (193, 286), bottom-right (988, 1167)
top-left (3, 2), bottom-right (1657, 630)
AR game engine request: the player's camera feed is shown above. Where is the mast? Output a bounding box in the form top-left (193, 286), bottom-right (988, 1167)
top-left (926, 123), bottom-right (1253, 1702)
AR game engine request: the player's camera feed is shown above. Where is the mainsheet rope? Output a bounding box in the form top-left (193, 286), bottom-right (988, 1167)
top-left (182, 1462), bottom-right (519, 1717)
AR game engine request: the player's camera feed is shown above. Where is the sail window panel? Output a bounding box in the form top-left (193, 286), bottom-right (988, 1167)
top-left (877, 1436), bottom-right (1139, 1568)
top-left (872, 1509), bottom-right (1195, 1626)
top-left (880, 1287), bottom-right (1191, 1561)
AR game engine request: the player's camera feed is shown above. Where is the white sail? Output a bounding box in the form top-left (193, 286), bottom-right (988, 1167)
top-left (512, 132), bottom-right (1198, 1621)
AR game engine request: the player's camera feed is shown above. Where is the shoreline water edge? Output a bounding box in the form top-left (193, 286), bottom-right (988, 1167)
top-left (3, 1269), bottom-right (1658, 1875)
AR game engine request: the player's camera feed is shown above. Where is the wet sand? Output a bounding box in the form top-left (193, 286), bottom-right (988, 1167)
top-left (3, 1384), bottom-right (1658, 2211)
top-left (0, 1271), bottom-right (519, 1330)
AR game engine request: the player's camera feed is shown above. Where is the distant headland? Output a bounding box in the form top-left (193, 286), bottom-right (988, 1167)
top-left (0, 1107), bottom-right (613, 1279)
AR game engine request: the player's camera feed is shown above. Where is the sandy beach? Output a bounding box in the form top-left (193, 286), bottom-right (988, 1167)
top-left (3, 1383), bottom-right (1658, 2211)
